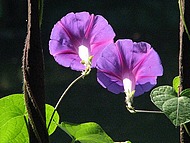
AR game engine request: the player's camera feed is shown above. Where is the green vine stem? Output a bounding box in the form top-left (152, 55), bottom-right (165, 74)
top-left (184, 124), bottom-right (190, 137)
top-left (178, 0), bottom-right (190, 40)
top-left (38, 0), bottom-right (43, 28)
top-left (135, 110), bottom-right (163, 114)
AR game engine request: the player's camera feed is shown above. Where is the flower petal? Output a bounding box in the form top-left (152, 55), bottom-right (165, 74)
top-left (90, 15), bottom-right (115, 47)
top-left (114, 39), bottom-right (134, 71)
top-left (96, 43), bottom-right (124, 94)
top-left (97, 71), bottom-right (123, 94)
top-left (89, 15), bottom-right (116, 67)
top-left (96, 43), bottom-right (123, 78)
top-left (59, 12), bottom-right (91, 41)
top-left (54, 53), bottom-right (85, 71)
top-left (131, 42), bottom-right (163, 84)
top-left (135, 82), bottom-right (155, 96)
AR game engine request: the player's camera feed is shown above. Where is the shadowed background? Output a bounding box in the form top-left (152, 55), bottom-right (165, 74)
top-left (0, 1), bottom-right (179, 143)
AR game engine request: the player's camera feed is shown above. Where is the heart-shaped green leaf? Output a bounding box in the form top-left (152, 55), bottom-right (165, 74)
top-left (0, 94), bottom-right (59, 143)
top-left (58, 122), bottom-right (114, 143)
top-left (150, 86), bottom-right (190, 126)
top-left (0, 94), bottom-right (29, 143)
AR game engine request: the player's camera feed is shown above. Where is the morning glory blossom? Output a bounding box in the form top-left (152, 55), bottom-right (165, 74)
top-left (96, 39), bottom-right (163, 111)
top-left (49, 12), bottom-right (115, 71)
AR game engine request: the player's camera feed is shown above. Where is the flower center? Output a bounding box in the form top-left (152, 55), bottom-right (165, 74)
top-left (123, 75), bottom-right (136, 113)
top-left (78, 45), bottom-right (90, 65)
top-left (122, 73), bottom-right (135, 93)
top-left (123, 78), bottom-right (133, 94)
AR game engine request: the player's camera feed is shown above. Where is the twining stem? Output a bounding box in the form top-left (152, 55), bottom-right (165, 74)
top-left (38, 0), bottom-right (43, 27)
top-left (135, 110), bottom-right (163, 114)
top-left (47, 74), bottom-right (84, 130)
top-left (47, 59), bottom-right (92, 130)
top-left (184, 124), bottom-right (190, 137)
top-left (178, 0), bottom-right (190, 40)
top-left (178, 0), bottom-right (190, 142)
top-left (55, 74), bottom-right (84, 110)
top-left (23, 0), bottom-right (48, 142)
top-left (127, 106), bottom-right (163, 114)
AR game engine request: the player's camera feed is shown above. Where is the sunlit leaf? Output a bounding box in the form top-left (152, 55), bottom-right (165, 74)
top-left (46, 104), bottom-right (59, 135)
top-left (115, 141), bottom-right (132, 143)
top-left (150, 86), bottom-right (190, 126)
top-left (0, 94), bottom-right (59, 143)
top-left (0, 94), bottom-right (29, 143)
top-left (58, 122), bottom-right (114, 143)
top-left (172, 76), bottom-right (180, 93)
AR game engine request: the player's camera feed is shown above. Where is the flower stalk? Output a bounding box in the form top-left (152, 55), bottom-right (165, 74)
top-left (48, 64), bottom-right (91, 130)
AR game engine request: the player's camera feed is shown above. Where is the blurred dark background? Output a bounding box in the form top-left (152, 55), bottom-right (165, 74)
top-left (0, 1), bottom-right (179, 143)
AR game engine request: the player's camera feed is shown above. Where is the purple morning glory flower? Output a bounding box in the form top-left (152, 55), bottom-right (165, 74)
top-left (49, 12), bottom-right (115, 71)
top-left (96, 39), bottom-right (163, 110)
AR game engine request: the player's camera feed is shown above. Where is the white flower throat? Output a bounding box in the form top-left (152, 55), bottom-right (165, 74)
top-left (123, 78), bottom-right (133, 94)
top-left (123, 77), bottom-right (136, 113)
top-left (78, 45), bottom-right (90, 65)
